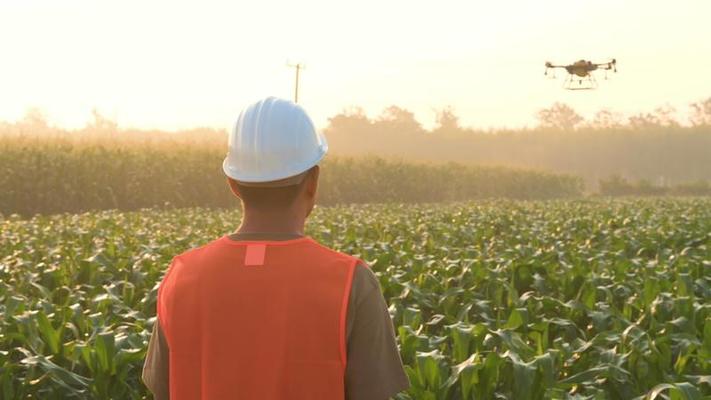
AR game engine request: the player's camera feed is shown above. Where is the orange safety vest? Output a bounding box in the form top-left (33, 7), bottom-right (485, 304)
top-left (157, 236), bottom-right (359, 400)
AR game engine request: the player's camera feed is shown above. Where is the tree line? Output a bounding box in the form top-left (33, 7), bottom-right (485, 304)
top-left (324, 98), bottom-right (711, 188)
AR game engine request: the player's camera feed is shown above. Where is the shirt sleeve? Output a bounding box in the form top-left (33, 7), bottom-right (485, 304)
top-left (345, 263), bottom-right (410, 400)
top-left (142, 319), bottom-right (170, 400)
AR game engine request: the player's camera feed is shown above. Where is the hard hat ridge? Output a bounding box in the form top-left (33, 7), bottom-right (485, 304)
top-left (222, 97), bottom-right (328, 186)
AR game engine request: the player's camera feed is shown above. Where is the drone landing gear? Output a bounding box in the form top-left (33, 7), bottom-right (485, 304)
top-left (563, 74), bottom-right (598, 90)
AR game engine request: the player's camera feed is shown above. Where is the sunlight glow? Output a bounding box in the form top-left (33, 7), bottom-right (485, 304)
top-left (1, 0), bottom-right (710, 130)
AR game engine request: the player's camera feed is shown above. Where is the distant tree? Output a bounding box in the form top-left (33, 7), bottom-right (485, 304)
top-left (21, 108), bottom-right (49, 129)
top-left (652, 105), bottom-right (679, 127)
top-left (86, 108), bottom-right (118, 132)
top-left (628, 112), bottom-right (660, 129)
top-left (628, 105), bottom-right (679, 129)
top-left (690, 97), bottom-right (711, 126)
top-left (536, 103), bottom-right (583, 131)
top-left (434, 106), bottom-right (460, 133)
top-left (341, 106), bottom-right (369, 120)
top-left (325, 107), bottom-right (372, 133)
top-left (376, 105), bottom-right (423, 134)
top-left (588, 108), bottom-right (625, 129)
top-left (14, 108), bottom-right (53, 136)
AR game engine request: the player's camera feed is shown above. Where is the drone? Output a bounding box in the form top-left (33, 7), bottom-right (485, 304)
top-left (544, 59), bottom-right (617, 90)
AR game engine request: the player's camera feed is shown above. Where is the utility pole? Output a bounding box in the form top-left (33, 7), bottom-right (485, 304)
top-left (286, 62), bottom-right (304, 103)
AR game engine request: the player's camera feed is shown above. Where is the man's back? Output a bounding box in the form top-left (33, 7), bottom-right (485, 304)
top-left (158, 236), bottom-right (357, 400)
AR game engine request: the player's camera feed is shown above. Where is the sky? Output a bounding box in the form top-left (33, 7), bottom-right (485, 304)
top-left (1, 0), bottom-right (710, 131)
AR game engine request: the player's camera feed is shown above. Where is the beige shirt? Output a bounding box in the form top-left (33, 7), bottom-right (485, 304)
top-left (142, 233), bottom-right (410, 400)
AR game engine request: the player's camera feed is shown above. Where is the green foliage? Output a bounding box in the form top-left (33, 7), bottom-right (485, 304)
top-left (600, 175), bottom-right (711, 197)
top-left (0, 136), bottom-right (582, 216)
top-left (1, 199), bottom-right (710, 399)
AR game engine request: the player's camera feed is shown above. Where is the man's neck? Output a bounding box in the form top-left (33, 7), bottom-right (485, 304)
top-left (236, 208), bottom-right (306, 236)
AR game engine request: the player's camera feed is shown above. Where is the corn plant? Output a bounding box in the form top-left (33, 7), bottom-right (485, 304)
top-left (1, 199), bottom-right (710, 399)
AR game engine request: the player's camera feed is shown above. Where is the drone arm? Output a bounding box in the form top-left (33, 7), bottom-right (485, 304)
top-left (594, 60), bottom-right (617, 71)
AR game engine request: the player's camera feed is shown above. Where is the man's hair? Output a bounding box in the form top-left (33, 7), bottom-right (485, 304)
top-left (234, 178), bottom-right (307, 210)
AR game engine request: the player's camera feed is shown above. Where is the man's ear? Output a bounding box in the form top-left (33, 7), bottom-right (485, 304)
top-left (227, 178), bottom-right (242, 199)
top-left (305, 166), bottom-right (320, 198)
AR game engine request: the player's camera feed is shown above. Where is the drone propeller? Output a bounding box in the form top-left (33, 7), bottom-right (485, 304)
top-left (601, 58), bottom-right (617, 79)
top-left (544, 61), bottom-right (563, 78)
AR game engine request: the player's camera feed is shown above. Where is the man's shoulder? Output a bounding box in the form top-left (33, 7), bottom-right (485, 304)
top-left (306, 238), bottom-right (363, 265)
top-left (173, 236), bottom-right (228, 263)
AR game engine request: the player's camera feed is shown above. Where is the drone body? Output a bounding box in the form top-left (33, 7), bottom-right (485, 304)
top-left (545, 59), bottom-right (617, 90)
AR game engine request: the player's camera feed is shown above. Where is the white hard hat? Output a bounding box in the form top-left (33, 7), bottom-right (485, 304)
top-left (222, 97), bottom-right (328, 186)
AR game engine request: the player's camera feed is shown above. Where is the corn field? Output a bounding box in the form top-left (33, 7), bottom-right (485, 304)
top-left (0, 135), bottom-right (582, 216)
top-left (1, 199), bottom-right (710, 399)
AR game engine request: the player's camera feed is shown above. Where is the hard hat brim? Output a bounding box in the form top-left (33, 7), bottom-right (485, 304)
top-left (232, 170), bottom-right (309, 188)
top-left (222, 132), bottom-right (328, 187)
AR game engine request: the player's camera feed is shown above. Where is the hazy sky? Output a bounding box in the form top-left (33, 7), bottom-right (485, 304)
top-left (1, 0), bottom-right (710, 130)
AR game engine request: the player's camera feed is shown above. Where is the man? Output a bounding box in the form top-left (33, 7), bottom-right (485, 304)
top-left (142, 97), bottom-right (409, 399)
